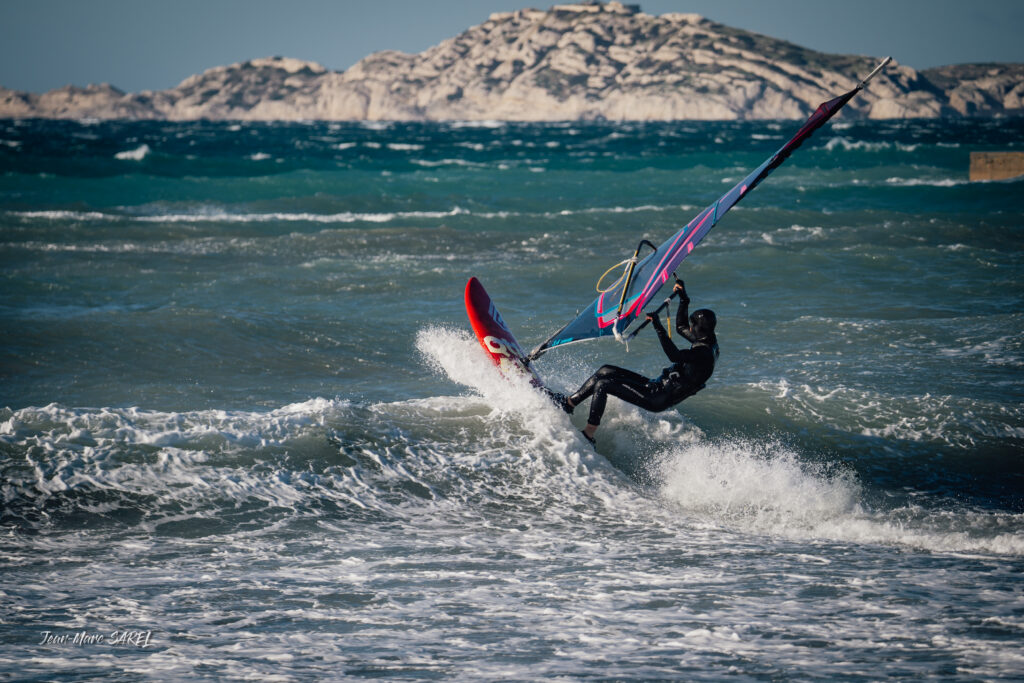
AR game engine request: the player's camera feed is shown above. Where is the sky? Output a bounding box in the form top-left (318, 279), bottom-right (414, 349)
top-left (1, 0), bottom-right (1022, 93)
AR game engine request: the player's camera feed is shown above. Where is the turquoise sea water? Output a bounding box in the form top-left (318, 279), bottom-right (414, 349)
top-left (1, 117), bottom-right (1023, 680)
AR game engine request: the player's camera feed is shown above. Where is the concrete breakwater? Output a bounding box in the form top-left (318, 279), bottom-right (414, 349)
top-left (970, 152), bottom-right (1024, 181)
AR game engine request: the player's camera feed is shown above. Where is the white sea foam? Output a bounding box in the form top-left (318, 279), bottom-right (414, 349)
top-left (5, 202), bottom-right (693, 227)
top-left (3, 374), bottom-right (1022, 682)
top-left (412, 158), bottom-right (487, 168)
top-left (126, 208), bottom-right (463, 224)
top-left (5, 207), bottom-right (471, 226)
top-left (937, 335), bottom-right (1023, 368)
top-left (552, 203), bottom-right (695, 217)
top-left (114, 144), bottom-right (150, 161)
top-left (1, 330), bottom-right (609, 527)
top-left (885, 176), bottom-right (969, 187)
top-left (754, 224), bottom-right (826, 246)
top-left (414, 325), bottom-right (623, 481)
top-left (415, 325), bottom-right (559, 427)
top-left (823, 137), bottom-right (919, 153)
top-left (413, 326), bottom-right (1024, 558)
top-left (0, 398), bottom-right (384, 525)
top-left (657, 437), bottom-right (860, 523)
top-left (5, 210), bottom-right (109, 222)
top-left (750, 378), bottom-right (1024, 450)
top-left (654, 435), bottom-right (1024, 556)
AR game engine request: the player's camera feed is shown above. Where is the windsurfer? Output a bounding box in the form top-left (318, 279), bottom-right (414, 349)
top-left (554, 281), bottom-right (718, 445)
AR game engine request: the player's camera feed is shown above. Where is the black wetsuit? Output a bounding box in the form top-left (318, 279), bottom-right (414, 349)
top-left (568, 298), bottom-right (718, 427)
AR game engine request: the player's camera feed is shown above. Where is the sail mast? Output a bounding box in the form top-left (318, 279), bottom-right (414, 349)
top-left (529, 58), bottom-right (892, 361)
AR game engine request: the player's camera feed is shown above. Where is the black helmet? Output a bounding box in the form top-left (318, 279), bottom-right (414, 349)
top-left (689, 308), bottom-right (716, 338)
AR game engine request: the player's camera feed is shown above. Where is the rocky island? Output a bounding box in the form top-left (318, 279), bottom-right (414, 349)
top-left (2, 2), bottom-right (1022, 121)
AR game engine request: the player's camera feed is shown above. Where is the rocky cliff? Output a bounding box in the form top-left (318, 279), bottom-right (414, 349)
top-left (2, 2), bottom-right (1021, 121)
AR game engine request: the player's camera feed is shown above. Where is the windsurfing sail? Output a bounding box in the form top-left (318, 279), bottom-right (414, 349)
top-left (529, 57), bottom-right (892, 361)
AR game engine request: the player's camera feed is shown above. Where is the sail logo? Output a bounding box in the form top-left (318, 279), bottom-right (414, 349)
top-left (483, 335), bottom-right (511, 357)
top-left (483, 335), bottom-right (524, 375)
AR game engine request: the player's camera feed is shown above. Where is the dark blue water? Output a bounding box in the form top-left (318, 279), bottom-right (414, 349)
top-left (2, 117), bottom-right (1022, 680)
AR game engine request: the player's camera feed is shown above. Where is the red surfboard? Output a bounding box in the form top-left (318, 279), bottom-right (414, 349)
top-left (464, 277), bottom-right (545, 388)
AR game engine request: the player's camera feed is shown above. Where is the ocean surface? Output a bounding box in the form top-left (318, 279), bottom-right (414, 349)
top-left (1, 115), bottom-right (1022, 681)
